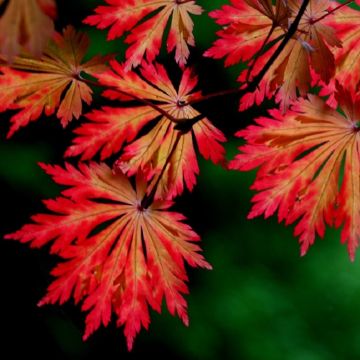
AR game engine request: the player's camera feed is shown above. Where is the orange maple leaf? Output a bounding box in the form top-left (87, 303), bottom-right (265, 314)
top-left (0, 0), bottom-right (56, 60)
top-left (204, 0), bottom-right (289, 67)
top-left (0, 26), bottom-right (109, 137)
top-left (5, 162), bottom-right (211, 350)
top-left (230, 85), bottom-right (360, 260)
top-left (66, 60), bottom-right (226, 200)
top-left (318, 4), bottom-right (360, 102)
top-left (84, 0), bottom-right (203, 69)
top-left (205, 0), bottom-right (340, 111)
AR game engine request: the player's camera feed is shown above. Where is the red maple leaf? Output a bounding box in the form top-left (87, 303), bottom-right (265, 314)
top-left (84, 0), bottom-right (202, 69)
top-left (318, 4), bottom-right (360, 103)
top-left (0, 26), bottom-right (109, 137)
top-left (66, 60), bottom-right (226, 200)
top-left (205, 0), bottom-right (340, 111)
top-left (230, 85), bottom-right (360, 260)
top-left (6, 162), bottom-right (211, 350)
top-left (334, 5), bottom-right (360, 90)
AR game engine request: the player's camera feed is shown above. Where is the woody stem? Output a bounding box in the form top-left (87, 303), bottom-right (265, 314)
top-left (82, 0), bottom-right (310, 127)
top-left (246, 24), bottom-right (276, 83)
top-left (187, 0), bottom-right (311, 106)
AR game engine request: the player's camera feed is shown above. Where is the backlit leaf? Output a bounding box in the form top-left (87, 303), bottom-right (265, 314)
top-left (0, 26), bottom-right (109, 137)
top-left (6, 162), bottom-right (211, 350)
top-left (205, 0), bottom-right (340, 111)
top-left (230, 86), bottom-right (360, 260)
top-left (66, 60), bottom-right (226, 200)
top-left (84, 0), bottom-right (202, 69)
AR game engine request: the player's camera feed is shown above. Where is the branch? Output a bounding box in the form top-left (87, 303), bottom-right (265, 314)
top-left (245, 23), bottom-right (276, 83)
top-left (188, 0), bottom-right (311, 106)
top-left (77, 0), bottom-right (310, 130)
top-left (77, 0), bottom-right (311, 129)
top-left (246, 0), bottom-right (310, 91)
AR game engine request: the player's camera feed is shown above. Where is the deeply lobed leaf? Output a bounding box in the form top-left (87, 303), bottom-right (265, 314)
top-left (319, 5), bottom-right (360, 103)
top-left (0, 26), bottom-right (109, 136)
top-left (6, 162), bottom-right (211, 350)
top-left (66, 60), bottom-right (226, 200)
top-left (230, 86), bottom-right (360, 260)
top-left (84, 0), bottom-right (202, 69)
top-left (205, 0), bottom-right (341, 111)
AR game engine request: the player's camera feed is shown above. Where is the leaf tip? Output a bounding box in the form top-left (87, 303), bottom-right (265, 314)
top-left (126, 335), bottom-right (135, 352)
top-left (183, 315), bottom-right (189, 327)
top-left (37, 298), bottom-right (48, 307)
top-left (300, 245), bottom-right (308, 257)
top-left (3, 233), bottom-right (14, 240)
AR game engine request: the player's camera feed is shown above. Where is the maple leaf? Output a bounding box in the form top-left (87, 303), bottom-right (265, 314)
top-left (0, 0), bottom-right (56, 60)
top-left (0, 26), bottom-right (109, 137)
top-left (205, 0), bottom-right (340, 111)
top-left (65, 60), bottom-right (226, 200)
top-left (229, 86), bottom-right (360, 260)
top-left (318, 4), bottom-right (360, 101)
top-left (84, 0), bottom-right (203, 69)
top-left (5, 162), bottom-right (211, 350)
top-left (204, 0), bottom-right (289, 67)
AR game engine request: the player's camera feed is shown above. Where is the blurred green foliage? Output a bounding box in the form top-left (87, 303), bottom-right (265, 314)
top-left (1, 1), bottom-right (360, 359)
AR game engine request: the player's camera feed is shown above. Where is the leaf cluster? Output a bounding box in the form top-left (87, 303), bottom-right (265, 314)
top-left (2, 0), bottom-right (360, 350)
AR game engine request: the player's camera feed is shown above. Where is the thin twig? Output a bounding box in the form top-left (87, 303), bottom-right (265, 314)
top-left (311, 0), bottom-right (354, 25)
top-left (188, 0), bottom-right (311, 106)
top-left (80, 77), bottom-right (185, 124)
top-left (82, 0), bottom-right (310, 126)
top-left (176, 0), bottom-right (195, 4)
top-left (246, 24), bottom-right (276, 83)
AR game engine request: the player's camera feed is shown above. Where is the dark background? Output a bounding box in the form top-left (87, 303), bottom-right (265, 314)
top-left (1, 1), bottom-right (360, 359)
